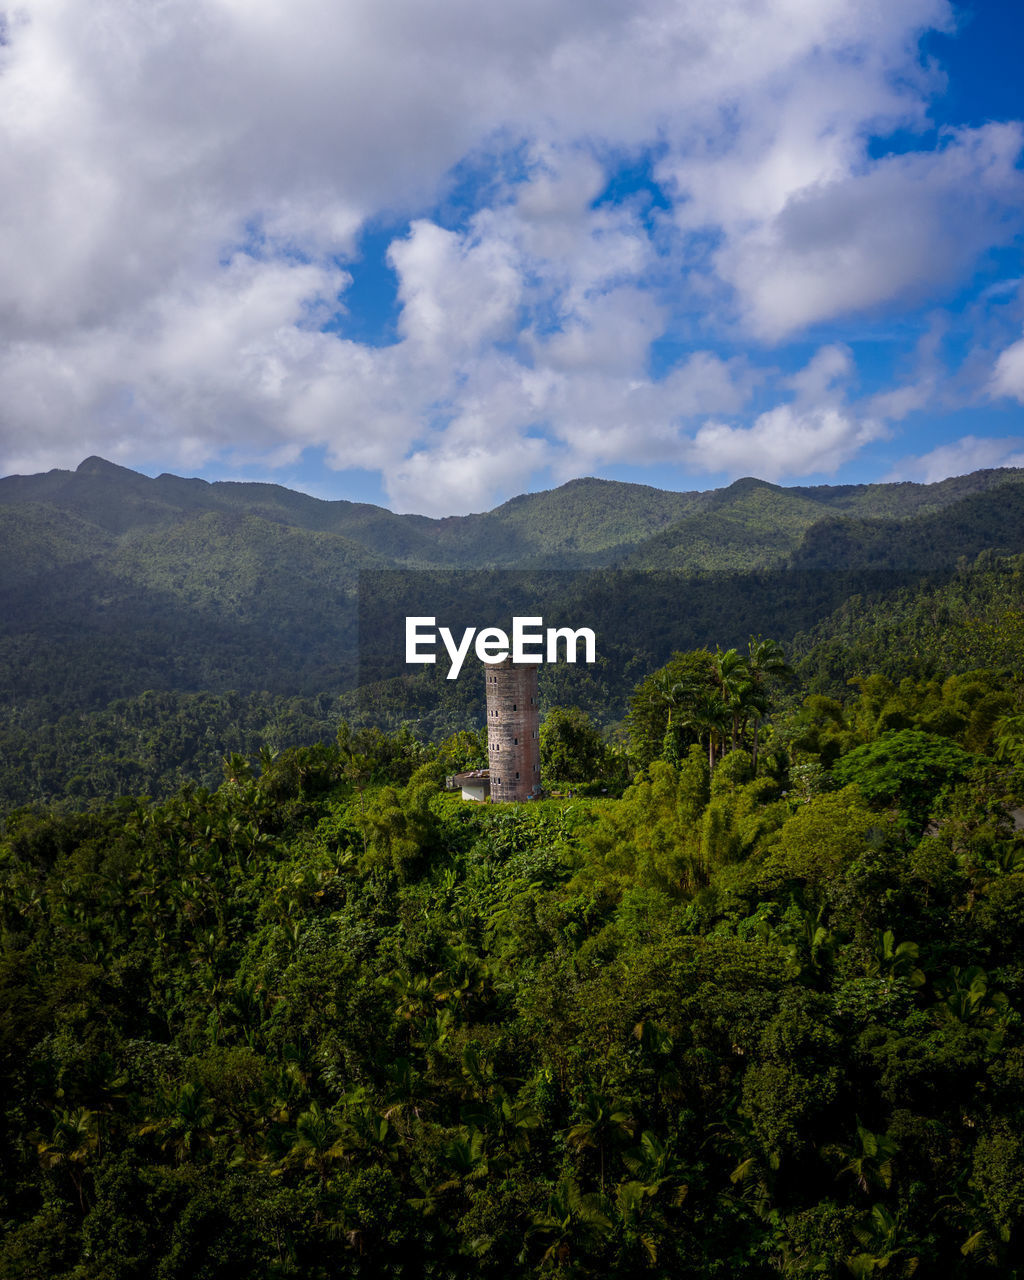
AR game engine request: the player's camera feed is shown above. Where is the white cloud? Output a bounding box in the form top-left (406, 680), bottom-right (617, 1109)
top-left (786, 344), bottom-right (854, 400)
top-left (886, 435), bottom-right (1024, 483)
top-left (690, 404), bottom-right (886, 480)
top-left (388, 436), bottom-right (553, 517)
top-left (388, 220), bottom-right (522, 357)
top-left (709, 124), bottom-right (1024, 340)
top-left (0, 0), bottom-right (1020, 510)
top-left (687, 345), bottom-right (886, 479)
top-left (991, 334), bottom-right (1024, 403)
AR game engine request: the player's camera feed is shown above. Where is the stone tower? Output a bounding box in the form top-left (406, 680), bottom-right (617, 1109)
top-left (485, 657), bottom-right (541, 802)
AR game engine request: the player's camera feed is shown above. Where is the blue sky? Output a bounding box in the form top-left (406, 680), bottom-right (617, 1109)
top-left (1, 0), bottom-right (1023, 514)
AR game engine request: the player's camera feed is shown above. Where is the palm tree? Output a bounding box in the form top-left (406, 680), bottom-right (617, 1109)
top-left (37, 1108), bottom-right (100, 1211)
top-left (524, 1178), bottom-right (614, 1271)
top-left (138, 1082), bottom-right (214, 1164)
top-left (221, 752), bottom-right (253, 785)
top-left (436, 1127), bottom-right (489, 1190)
top-left (934, 966), bottom-right (1008, 1028)
top-left (566, 1089), bottom-right (634, 1192)
top-left (740, 684), bottom-right (770, 771)
top-left (993, 712), bottom-right (1024, 767)
top-left (680, 691), bottom-right (731, 772)
top-left (846, 1204), bottom-right (921, 1277)
top-left (868, 930), bottom-right (925, 988)
top-left (614, 1179), bottom-right (661, 1267)
top-left (713, 647), bottom-right (752, 752)
top-left (746, 637), bottom-right (793, 769)
top-left (487, 1090), bottom-right (542, 1156)
top-left (285, 1101), bottom-right (348, 1185)
top-left (339, 1085), bottom-right (400, 1162)
top-left (747, 636), bottom-right (792, 685)
top-left (342, 751), bottom-right (373, 821)
top-left (830, 1119), bottom-right (899, 1193)
top-left (379, 1055), bottom-right (431, 1134)
top-left (622, 1130), bottom-right (689, 1204)
top-left (651, 674), bottom-right (689, 729)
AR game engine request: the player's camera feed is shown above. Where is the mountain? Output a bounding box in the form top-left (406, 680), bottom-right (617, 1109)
top-left (6, 458), bottom-right (1023, 569)
top-left (623, 478), bottom-right (831, 571)
top-left (790, 482), bottom-right (1024, 572)
top-left (0, 459), bottom-right (698, 567)
top-left (2, 457), bottom-right (1024, 807)
top-left (623, 470), bottom-right (1024, 571)
top-left (792, 549), bottom-right (1024, 692)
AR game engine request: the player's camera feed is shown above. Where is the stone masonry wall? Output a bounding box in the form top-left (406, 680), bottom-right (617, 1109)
top-left (485, 658), bottom-right (541, 802)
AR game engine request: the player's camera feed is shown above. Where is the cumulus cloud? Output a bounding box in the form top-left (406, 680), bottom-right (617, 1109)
top-left (990, 334), bottom-right (1024, 403)
top-left (886, 435), bottom-right (1024, 484)
top-left (388, 221), bottom-right (523, 357)
top-left (690, 405), bottom-right (886, 480)
top-left (0, 0), bottom-right (1020, 509)
top-left (713, 125), bottom-right (1024, 341)
top-left (687, 345), bottom-right (886, 480)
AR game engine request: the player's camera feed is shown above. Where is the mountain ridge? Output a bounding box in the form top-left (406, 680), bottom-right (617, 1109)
top-left (2, 458), bottom-right (1024, 806)
top-left (5, 459), bottom-right (1024, 564)
top-left (2, 456), bottom-right (1024, 723)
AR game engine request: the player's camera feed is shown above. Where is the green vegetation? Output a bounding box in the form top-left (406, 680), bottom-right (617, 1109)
top-left (794, 552), bottom-right (1024, 692)
top-left (0, 691), bottom-right (344, 812)
top-left (2, 641), bottom-right (1023, 1276)
top-left (2, 456), bottom-right (1024, 1271)
top-left (538, 706), bottom-right (614, 785)
top-left (3, 460), bottom-right (1024, 810)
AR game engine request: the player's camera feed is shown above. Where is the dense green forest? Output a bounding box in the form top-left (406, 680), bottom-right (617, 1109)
top-left (4, 549), bottom-right (1023, 812)
top-left (2, 627), bottom-right (1024, 1276)
top-left (792, 552), bottom-right (1024, 693)
top-left (3, 458), bottom-right (1024, 1274)
top-left (2, 457), bottom-right (1024, 725)
top-left (3, 462), bottom-right (1024, 796)
top-left (0, 692), bottom-right (345, 812)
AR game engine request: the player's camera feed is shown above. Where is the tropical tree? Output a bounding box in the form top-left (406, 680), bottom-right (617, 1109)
top-left (679, 690), bottom-right (732, 772)
top-left (627, 650), bottom-right (717, 768)
top-left (831, 1119), bottom-right (900, 1194)
top-left (746, 636), bottom-right (792, 767)
top-left (525, 1178), bottom-right (614, 1272)
top-left (713, 647), bottom-right (752, 752)
top-left (566, 1089), bottom-right (635, 1191)
top-left (831, 728), bottom-right (979, 834)
top-left (992, 711), bottom-right (1024, 768)
top-left (37, 1108), bottom-right (100, 1211)
top-left (284, 1101), bottom-right (349, 1184)
top-left (540, 706), bottom-right (608, 783)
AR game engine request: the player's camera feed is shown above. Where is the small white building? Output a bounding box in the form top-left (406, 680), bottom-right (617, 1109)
top-left (446, 769), bottom-right (491, 802)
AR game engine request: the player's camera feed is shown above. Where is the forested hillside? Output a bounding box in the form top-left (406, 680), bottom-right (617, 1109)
top-left (3, 459), bottom-right (1024, 808)
top-left (2, 647), bottom-right (1023, 1276)
top-left (3, 456), bottom-right (1024, 1271)
top-left (795, 552), bottom-right (1024, 693)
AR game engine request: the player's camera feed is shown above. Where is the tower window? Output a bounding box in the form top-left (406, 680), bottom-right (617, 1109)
top-left (515, 771), bottom-right (519, 779)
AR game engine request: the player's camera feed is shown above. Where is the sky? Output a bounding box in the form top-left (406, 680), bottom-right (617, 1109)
top-left (1, 0), bottom-right (1024, 515)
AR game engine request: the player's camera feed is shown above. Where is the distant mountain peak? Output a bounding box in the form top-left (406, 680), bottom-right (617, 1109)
top-left (724, 476), bottom-right (780, 493)
top-left (156, 471), bottom-right (210, 487)
top-left (76, 456), bottom-right (140, 477)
